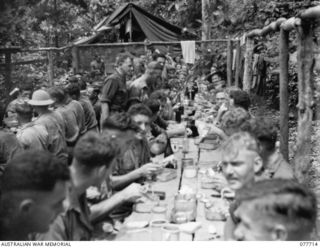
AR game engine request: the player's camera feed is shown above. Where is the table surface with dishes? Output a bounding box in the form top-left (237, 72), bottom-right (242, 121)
top-left (113, 134), bottom-right (233, 241)
top-left (95, 95), bottom-right (235, 241)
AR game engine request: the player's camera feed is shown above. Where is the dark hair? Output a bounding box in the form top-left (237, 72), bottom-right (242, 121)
top-left (220, 107), bottom-right (251, 135)
top-left (152, 52), bottom-right (166, 61)
top-left (48, 86), bottom-right (67, 104)
top-left (73, 131), bottom-right (118, 170)
top-left (150, 90), bottom-right (167, 104)
top-left (144, 98), bottom-right (160, 115)
top-left (229, 90), bottom-right (251, 111)
top-left (128, 103), bottom-right (152, 118)
top-left (15, 102), bottom-right (33, 118)
top-left (20, 83), bottom-right (33, 92)
top-left (1, 150), bottom-right (70, 192)
top-left (236, 179), bottom-right (317, 235)
top-left (243, 118), bottom-right (278, 152)
top-left (79, 79), bottom-right (87, 91)
top-left (115, 52), bottom-right (133, 67)
top-left (65, 83), bottom-right (81, 99)
top-left (102, 112), bottom-right (139, 132)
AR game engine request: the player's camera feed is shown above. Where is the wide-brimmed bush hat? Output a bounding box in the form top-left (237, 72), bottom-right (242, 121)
top-left (28, 89), bottom-right (54, 106)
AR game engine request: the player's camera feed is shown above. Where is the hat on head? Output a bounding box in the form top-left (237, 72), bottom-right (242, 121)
top-left (28, 90), bottom-right (54, 106)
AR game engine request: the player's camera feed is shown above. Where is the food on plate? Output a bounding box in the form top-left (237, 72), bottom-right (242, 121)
top-left (157, 168), bottom-right (177, 182)
top-left (210, 189), bottom-right (221, 197)
top-left (201, 177), bottom-right (215, 189)
top-left (126, 221), bottom-right (149, 229)
top-left (134, 197), bottom-right (156, 213)
top-left (204, 201), bottom-right (230, 221)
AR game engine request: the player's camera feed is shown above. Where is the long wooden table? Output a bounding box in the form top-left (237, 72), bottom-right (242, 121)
top-left (112, 137), bottom-right (225, 241)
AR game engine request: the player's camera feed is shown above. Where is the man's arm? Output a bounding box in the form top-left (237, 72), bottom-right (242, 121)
top-left (100, 102), bottom-right (110, 129)
top-left (90, 183), bottom-right (143, 223)
top-left (224, 216), bottom-right (237, 240)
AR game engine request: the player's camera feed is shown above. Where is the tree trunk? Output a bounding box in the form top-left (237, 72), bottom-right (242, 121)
top-left (243, 37), bottom-right (254, 92)
top-left (72, 46), bottom-right (80, 74)
top-left (279, 29), bottom-right (289, 162)
top-left (201, 0), bottom-right (210, 50)
top-left (294, 21), bottom-right (314, 184)
top-left (234, 39), bottom-right (241, 88)
top-left (4, 51), bottom-right (11, 96)
top-left (227, 39), bottom-right (233, 87)
top-left (47, 51), bottom-right (54, 86)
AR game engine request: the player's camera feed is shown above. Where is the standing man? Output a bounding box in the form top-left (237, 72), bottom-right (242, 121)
top-left (100, 52), bottom-right (134, 127)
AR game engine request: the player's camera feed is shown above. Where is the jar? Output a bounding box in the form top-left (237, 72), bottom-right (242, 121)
top-left (149, 219), bottom-right (168, 241)
top-left (181, 158), bottom-right (194, 168)
top-left (162, 224), bottom-right (180, 241)
top-left (151, 203), bottom-right (168, 221)
top-left (184, 165), bottom-right (197, 178)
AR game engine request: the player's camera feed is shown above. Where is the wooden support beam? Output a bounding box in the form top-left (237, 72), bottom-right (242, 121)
top-left (294, 22), bottom-right (315, 184)
top-left (227, 39), bottom-right (233, 87)
top-left (242, 37), bottom-right (254, 92)
top-left (279, 28), bottom-right (289, 161)
top-left (4, 51), bottom-right (12, 96)
top-left (234, 40), bottom-right (241, 88)
top-left (47, 51), bottom-right (54, 86)
top-left (72, 46), bottom-right (80, 74)
top-left (301, 5), bottom-right (320, 20)
top-left (246, 18), bottom-right (286, 38)
top-left (281, 17), bottom-right (301, 31)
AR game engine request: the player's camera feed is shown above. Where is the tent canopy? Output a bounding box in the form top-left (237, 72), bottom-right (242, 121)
top-left (75, 3), bottom-right (197, 45)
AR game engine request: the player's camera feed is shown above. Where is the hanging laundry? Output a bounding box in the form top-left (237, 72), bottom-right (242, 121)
top-left (181, 40), bottom-right (196, 64)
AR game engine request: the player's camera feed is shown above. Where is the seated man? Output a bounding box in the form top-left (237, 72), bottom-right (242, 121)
top-left (49, 86), bottom-right (86, 147)
top-left (15, 102), bottom-right (49, 151)
top-left (243, 117), bottom-right (294, 180)
top-left (102, 112), bottom-right (161, 191)
top-left (0, 128), bottom-right (22, 175)
top-left (221, 132), bottom-right (263, 240)
top-left (234, 179), bottom-right (317, 241)
top-left (229, 89), bottom-right (251, 112)
top-left (0, 150), bottom-right (69, 240)
top-left (6, 84), bottom-right (33, 118)
top-left (65, 82), bottom-right (98, 132)
top-left (145, 99), bottom-right (189, 156)
top-left (200, 107), bottom-right (251, 143)
top-left (38, 132), bottom-right (143, 241)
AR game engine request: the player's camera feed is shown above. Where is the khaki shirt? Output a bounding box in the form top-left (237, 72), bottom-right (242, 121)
top-left (37, 183), bottom-right (93, 241)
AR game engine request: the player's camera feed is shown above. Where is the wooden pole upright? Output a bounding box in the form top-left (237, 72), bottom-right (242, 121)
top-left (279, 28), bottom-right (289, 161)
top-left (47, 50), bottom-right (54, 86)
top-left (242, 37), bottom-right (254, 92)
top-left (234, 39), bottom-right (241, 88)
top-left (227, 39), bottom-right (233, 87)
top-left (294, 21), bottom-right (314, 183)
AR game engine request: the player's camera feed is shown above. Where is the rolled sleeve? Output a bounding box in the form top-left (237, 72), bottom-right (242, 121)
top-left (100, 77), bottom-right (119, 103)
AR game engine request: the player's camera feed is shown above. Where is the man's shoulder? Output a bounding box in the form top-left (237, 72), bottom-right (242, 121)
top-left (131, 76), bottom-right (146, 89)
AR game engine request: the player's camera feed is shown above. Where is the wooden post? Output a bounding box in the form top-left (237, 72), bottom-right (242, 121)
top-left (72, 46), bottom-right (80, 74)
top-left (243, 37), bottom-right (254, 92)
top-left (234, 39), bottom-right (241, 88)
top-left (227, 39), bottom-right (233, 87)
top-left (279, 28), bottom-right (289, 161)
top-left (201, 0), bottom-right (210, 51)
top-left (47, 50), bottom-right (54, 86)
top-left (294, 21), bottom-right (314, 184)
top-left (4, 51), bottom-right (12, 96)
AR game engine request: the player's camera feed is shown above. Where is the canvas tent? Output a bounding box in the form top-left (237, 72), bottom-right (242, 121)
top-left (74, 3), bottom-right (197, 45)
